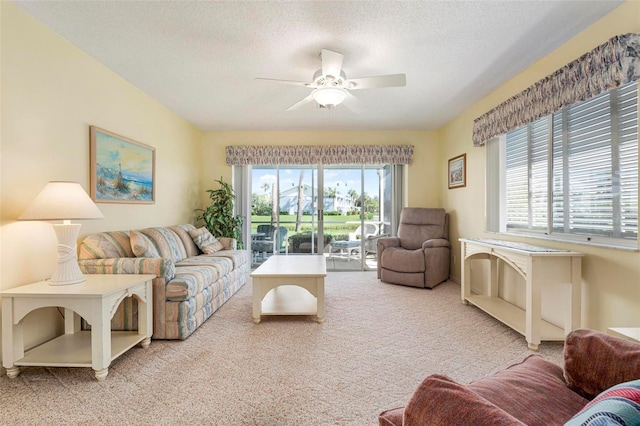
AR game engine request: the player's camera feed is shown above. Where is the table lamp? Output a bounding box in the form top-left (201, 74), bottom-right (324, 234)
top-left (18, 181), bottom-right (104, 285)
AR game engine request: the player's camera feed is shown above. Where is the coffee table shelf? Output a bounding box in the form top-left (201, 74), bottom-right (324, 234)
top-left (260, 285), bottom-right (319, 317)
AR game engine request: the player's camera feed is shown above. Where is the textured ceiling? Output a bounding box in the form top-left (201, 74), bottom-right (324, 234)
top-left (12, 1), bottom-right (623, 131)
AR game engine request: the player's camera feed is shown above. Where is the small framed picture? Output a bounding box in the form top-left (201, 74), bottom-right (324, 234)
top-left (448, 153), bottom-right (466, 189)
top-left (90, 126), bottom-right (156, 203)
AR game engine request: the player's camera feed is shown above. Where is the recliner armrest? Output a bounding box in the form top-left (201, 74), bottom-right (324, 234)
top-left (422, 238), bottom-right (451, 249)
top-left (377, 237), bottom-right (400, 250)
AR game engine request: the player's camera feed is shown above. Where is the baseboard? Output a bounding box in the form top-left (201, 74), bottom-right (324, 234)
top-left (448, 275), bottom-right (460, 285)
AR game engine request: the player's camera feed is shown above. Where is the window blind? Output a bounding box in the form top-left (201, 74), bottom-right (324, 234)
top-left (495, 81), bottom-right (638, 247)
top-left (551, 82), bottom-right (638, 239)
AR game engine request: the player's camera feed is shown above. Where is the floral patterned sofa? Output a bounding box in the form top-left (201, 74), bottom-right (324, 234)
top-left (78, 224), bottom-right (249, 340)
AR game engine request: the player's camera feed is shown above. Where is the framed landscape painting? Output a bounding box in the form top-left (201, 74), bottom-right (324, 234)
top-left (448, 153), bottom-right (466, 189)
top-left (90, 126), bottom-right (156, 203)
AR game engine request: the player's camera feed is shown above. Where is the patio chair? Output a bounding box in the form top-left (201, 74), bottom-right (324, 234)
top-left (331, 222), bottom-right (379, 261)
top-left (252, 225), bottom-right (288, 261)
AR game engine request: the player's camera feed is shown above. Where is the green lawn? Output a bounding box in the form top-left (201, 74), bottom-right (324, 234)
top-left (251, 214), bottom-right (360, 236)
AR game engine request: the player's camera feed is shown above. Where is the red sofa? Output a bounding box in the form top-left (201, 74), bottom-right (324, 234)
top-left (379, 329), bottom-right (640, 425)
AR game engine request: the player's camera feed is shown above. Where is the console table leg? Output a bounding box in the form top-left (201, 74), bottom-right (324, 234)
top-left (5, 366), bottom-right (20, 379)
top-left (94, 368), bottom-right (108, 381)
top-left (140, 337), bottom-right (151, 349)
top-left (527, 342), bottom-right (539, 351)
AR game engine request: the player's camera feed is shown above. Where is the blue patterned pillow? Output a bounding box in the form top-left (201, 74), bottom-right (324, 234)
top-left (565, 379), bottom-right (640, 426)
top-left (130, 231), bottom-right (161, 258)
top-left (189, 227), bottom-right (223, 254)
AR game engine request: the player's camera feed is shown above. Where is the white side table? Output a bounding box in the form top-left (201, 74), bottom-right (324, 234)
top-left (1, 274), bottom-right (154, 381)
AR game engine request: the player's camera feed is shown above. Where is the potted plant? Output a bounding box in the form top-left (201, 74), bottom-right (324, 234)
top-left (195, 177), bottom-right (244, 249)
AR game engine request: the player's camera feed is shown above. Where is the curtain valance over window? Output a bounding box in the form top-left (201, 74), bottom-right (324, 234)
top-left (225, 144), bottom-right (414, 165)
top-left (472, 33), bottom-right (640, 147)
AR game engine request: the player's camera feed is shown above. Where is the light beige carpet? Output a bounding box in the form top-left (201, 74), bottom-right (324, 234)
top-left (0, 272), bottom-right (564, 425)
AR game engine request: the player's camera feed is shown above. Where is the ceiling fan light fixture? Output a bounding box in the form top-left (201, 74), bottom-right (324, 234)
top-left (312, 87), bottom-right (346, 108)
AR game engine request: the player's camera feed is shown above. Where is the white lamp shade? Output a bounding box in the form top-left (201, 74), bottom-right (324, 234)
top-left (19, 181), bottom-right (104, 221)
top-left (19, 182), bottom-right (104, 285)
top-left (312, 87), bottom-right (346, 108)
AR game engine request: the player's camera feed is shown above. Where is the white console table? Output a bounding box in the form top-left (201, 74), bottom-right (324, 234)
top-left (2, 274), bottom-right (154, 380)
top-left (460, 238), bottom-right (583, 350)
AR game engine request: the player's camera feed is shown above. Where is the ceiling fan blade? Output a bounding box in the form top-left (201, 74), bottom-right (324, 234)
top-left (255, 78), bottom-right (312, 87)
top-left (321, 49), bottom-right (344, 78)
top-left (286, 93), bottom-right (315, 111)
top-left (348, 74), bottom-right (406, 90)
top-left (341, 91), bottom-right (362, 114)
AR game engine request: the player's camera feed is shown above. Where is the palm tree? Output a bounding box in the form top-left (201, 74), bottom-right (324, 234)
top-left (347, 188), bottom-right (359, 207)
top-left (296, 170), bottom-right (304, 232)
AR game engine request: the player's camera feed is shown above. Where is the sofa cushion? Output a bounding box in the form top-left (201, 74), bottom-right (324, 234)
top-left (78, 231), bottom-right (135, 260)
top-left (206, 250), bottom-right (249, 271)
top-left (565, 379), bottom-right (640, 426)
top-left (564, 329), bottom-right (640, 400)
top-left (402, 374), bottom-right (526, 426)
top-left (166, 265), bottom-right (219, 301)
top-left (467, 355), bottom-right (589, 425)
top-left (189, 227), bottom-right (223, 254)
top-left (130, 231), bottom-right (161, 258)
top-left (380, 246), bottom-right (425, 273)
top-left (135, 227), bottom-right (188, 263)
top-left (176, 255), bottom-right (234, 278)
top-left (169, 224), bottom-right (200, 257)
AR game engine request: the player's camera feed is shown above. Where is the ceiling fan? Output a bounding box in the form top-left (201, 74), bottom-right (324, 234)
top-left (256, 49), bottom-right (406, 112)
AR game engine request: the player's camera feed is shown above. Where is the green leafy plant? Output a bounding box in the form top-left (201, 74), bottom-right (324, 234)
top-left (195, 177), bottom-right (244, 249)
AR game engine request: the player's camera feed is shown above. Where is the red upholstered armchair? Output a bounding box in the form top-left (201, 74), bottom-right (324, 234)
top-left (377, 208), bottom-right (450, 289)
top-left (379, 329), bottom-right (640, 426)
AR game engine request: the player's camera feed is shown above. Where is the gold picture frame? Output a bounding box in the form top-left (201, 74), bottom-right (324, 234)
top-left (448, 153), bottom-right (466, 189)
top-left (90, 126), bottom-right (156, 204)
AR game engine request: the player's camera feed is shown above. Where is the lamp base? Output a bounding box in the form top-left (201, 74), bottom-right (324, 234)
top-left (49, 223), bottom-right (86, 285)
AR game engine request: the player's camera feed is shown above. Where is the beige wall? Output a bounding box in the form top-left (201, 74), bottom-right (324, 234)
top-left (439, 1), bottom-right (640, 331)
top-left (201, 131), bottom-right (441, 208)
top-left (0, 3), bottom-right (202, 350)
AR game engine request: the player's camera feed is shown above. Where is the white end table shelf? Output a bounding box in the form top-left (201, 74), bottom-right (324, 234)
top-left (2, 274), bottom-right (154, 381)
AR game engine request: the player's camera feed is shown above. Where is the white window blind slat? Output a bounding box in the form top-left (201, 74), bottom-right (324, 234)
top-left (500, 81), bottom-right (637, 244)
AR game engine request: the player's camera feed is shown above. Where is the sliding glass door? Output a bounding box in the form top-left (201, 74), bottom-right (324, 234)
top-left (247, 163), bottom-right (396, 271)
top-left (322, 165), bottom-right (391, 271)
top-left (250, 165), bottom-right (323, 266)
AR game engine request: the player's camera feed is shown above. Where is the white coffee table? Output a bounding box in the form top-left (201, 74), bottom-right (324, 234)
top-left (1, 274), bottom-right (154, 381)
top-left (251, 255), bottom-right (326, 324)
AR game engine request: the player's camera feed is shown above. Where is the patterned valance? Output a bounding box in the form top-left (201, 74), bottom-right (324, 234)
top-left (473, 33), bottom-right (640, 147)
top-left (225, 145), bottom-right (414, 165)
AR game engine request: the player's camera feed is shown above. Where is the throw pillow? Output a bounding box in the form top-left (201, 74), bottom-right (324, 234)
top-left (189, 227), bottom-right (223, 254)
top-left (564, 329), bottom-right (640, 399)
top-left (402, 374), bottom-right (526, 425)
top-left (467, 354), bottom-right (588, 424)
top-left (130, 230), bottom-right (161, 258)
top-left (564, 379), bottom-right (640, 426)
